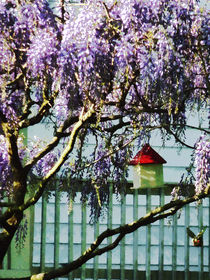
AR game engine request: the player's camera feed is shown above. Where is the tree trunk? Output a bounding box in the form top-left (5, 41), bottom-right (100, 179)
top-left (0, 176), bottom-right (26, 267)
top-left (0, 211), bottom-right (23, 267)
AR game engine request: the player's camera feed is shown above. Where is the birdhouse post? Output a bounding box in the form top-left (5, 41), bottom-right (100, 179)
top-left (129, 144), bottom-right (167, 189)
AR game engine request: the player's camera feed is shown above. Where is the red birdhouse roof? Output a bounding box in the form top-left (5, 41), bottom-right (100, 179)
top-left (129, 144), bottom-right (167, 165)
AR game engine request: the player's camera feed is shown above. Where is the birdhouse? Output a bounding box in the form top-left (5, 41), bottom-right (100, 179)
top-left (129, 144), bottom-right (167, 189)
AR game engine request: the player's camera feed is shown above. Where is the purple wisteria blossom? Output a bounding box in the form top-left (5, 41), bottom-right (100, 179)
top-left (26, 136), bottom-right (59, 178)
top-left (0, 134), bottom-right (25, 198)
top-left (195, 135), bottom-right (210, 194)
top-left (0, 0), bottom-right (208, 202)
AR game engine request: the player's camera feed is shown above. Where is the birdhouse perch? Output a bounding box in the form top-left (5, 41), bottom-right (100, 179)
top-left (129, 144), bottom-right (167, 189)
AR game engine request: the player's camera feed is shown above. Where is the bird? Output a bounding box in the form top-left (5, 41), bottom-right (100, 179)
top-left (186, 226), bottom-right (207, 247)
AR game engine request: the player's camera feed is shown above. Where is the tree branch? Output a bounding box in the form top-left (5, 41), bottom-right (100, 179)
top-left (24, 114), bottom-right (79, 173)
top-left (19, 88), bottom-right (59, 129)
top-left (163, 126), bottom-right (195, 149)
top-left (74, 136), bottom-right (135, 173)
top-left (184, 124), bottom-right (209, 134)
top-left (0, 107), bottom-right (95, 224)
top-left (0, 201), bottom-right (15, 207)
top-left (22, 106), bottom-right (96, 211)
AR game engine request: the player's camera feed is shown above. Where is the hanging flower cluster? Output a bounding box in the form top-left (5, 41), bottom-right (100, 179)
top-left (195, 135), bottom-right (210, 195)
top-left (0, 0), bottom-right (209, 220)
top-left (0, 134), bottom-right (25, 198)
top-left (27, 137), bottom-right (59, 178)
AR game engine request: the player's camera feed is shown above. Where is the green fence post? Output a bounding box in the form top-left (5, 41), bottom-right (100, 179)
top-left (172, 212), bottom-right (177, 280)
top-left (9, 202), bottom-right (34, 275)
top-left (107, 183), bottom-right (113, 280)
top-left (40, 196), bottom-right (47, 271)
top-left (120, 190), bottom-right (126, 280)
top-left (54, 189), bottom-right (60, 280)
top-left (93, 220), bottom-right (99, 280)
top-left (133, 189), bottom-right (138, 280)
top-left (68, 198), bottom-right (74, 280)
top-left (159, 188), bottom-right (164, 280)
top-left (2, 251), bottom-right (8, 270)
top-left (81, 200), bottom-right (87, 280)
top-left (146, 188), bottom-right (151, 280)
top-left (198, 203), bottom-right (203, 280)
top-left (185, 204), bottom-right (190, 280)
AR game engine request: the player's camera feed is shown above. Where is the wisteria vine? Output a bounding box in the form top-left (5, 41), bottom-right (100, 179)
top-left (0, 0), bottom-right (209, 221)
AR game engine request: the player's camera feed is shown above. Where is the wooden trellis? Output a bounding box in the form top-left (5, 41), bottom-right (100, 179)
top-left (29, 184), bottom-right (210, 280)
